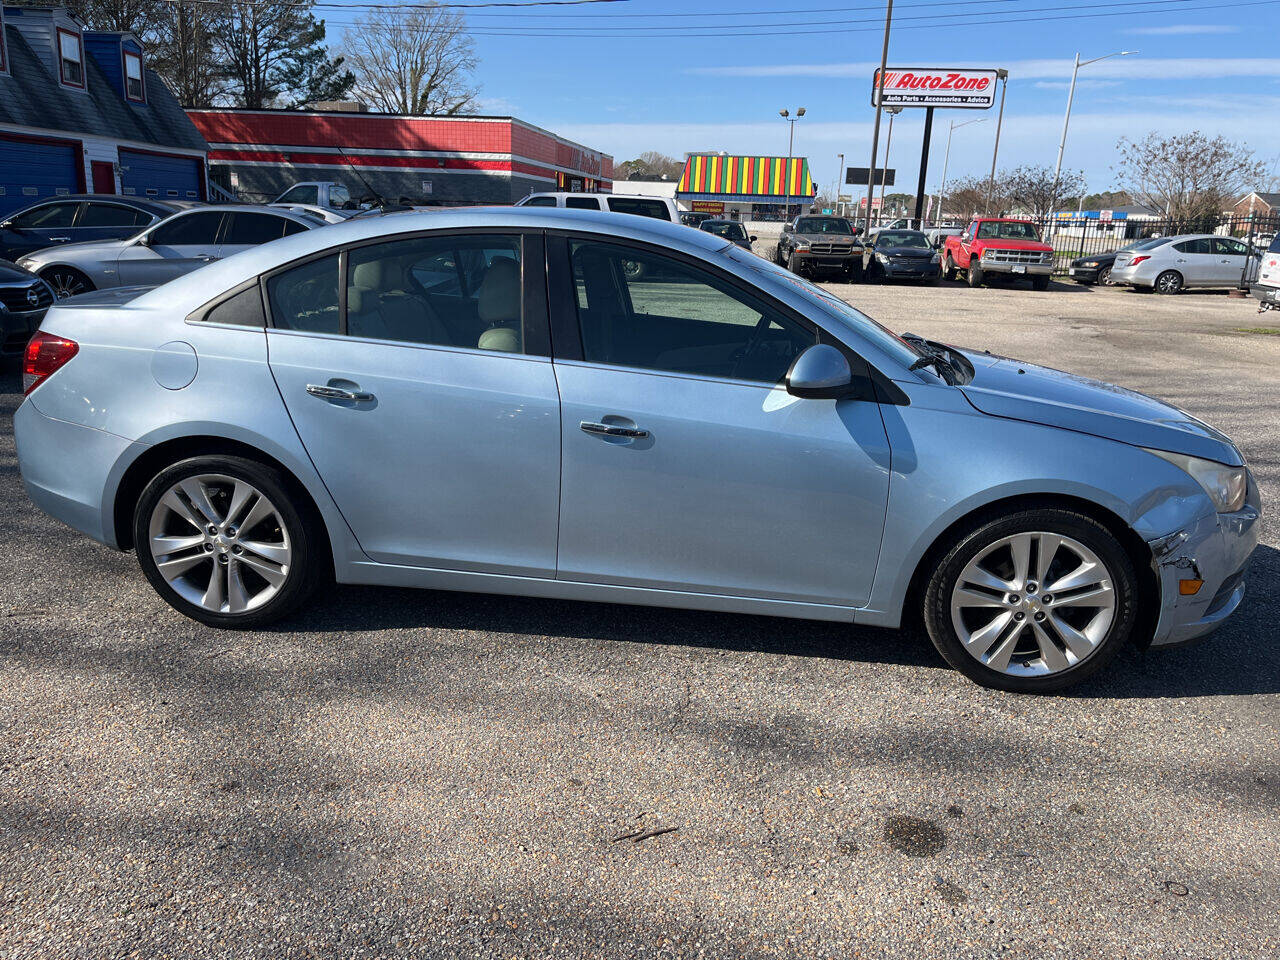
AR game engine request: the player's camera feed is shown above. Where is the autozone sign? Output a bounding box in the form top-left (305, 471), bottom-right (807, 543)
top-left (872, 68), bottom-right (998, 109)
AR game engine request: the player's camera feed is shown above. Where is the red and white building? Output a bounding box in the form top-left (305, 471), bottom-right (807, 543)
top-left (186, 107), bottom-right (612, 206)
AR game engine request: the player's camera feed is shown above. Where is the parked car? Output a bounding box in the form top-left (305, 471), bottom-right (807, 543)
top-left (273, 181), bottom-right (357, 210)
top-left (698, 218), bottom-right (755, 251)
top-left (925, 225), bottom-right (965, 250)
top-left (515, 192), bottom-right (680, 223)
top-left (1068, 238), bottom-right (1167, 286)
top-left (0, 259), bottom-right (55, 356)
top-left (862, 229), bottom-right (940, 283)
top-left (0, 195), bottom-right (184, 262)
top-left (1250, 234), bottom-right (1280, 309)
top-left (680, 211), bottom-right (715, 228)
top-left (941, 218), bottom-right (1055, 290)
top-left (14, 208), bottom-right (1259, 693)
top-left (15, 205), bottom-right (321, 295)
top-left (1110, 234), bottom-right (1258, 294)
top-left (775, 215), bottom-right (864, 280)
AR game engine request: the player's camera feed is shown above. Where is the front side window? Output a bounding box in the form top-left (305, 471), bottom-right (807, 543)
top-left (80, 203), bottom-right (151, 228)
top-left (1213, 237), bottom-right (1248, 256)
top-left (568, 239), bottom-right (814, 383)
top-left (606, 197), bottom-right (671, 220)
top-left (222, 212), bottom-right (293, 244)
top-left (149, 211), bottom-right (224, 246)
top-left (124, 50), bottom-right (144, 101)
top-left (10, 202), bottom-right (78, 229)
top-left (58, 29), bottom-right (83, 87)
top-left (329, 183), bottom-right (351, 207)
top-left (347, 234), bottom-right (523, 351)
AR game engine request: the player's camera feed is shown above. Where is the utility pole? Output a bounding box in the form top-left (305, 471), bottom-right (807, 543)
top-left (879, 107), bottom-right (901, 222)
top-left (865, 0), bottom-right (893, 233)
top-left (780, 107), bottom-right (805, 220)
top-left (986, 69), bottom-right (1008, 213)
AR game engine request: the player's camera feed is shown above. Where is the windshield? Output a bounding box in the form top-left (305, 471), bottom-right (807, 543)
top-left (701, 220), bottom-right (746, 240)
top-left (795, 217), bottom-right (852, 235)
top-left (876, 230), bottom-right (930, 248)
top-left (975, 221), bottom-right (1041, 242)
top-left (723, 245), bottom-right (923, 369)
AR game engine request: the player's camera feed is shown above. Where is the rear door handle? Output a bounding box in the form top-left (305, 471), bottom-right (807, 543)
top-left (580, 420), bottom-right (649, 439)
top-left (306, 383), bottom-right (375, 402)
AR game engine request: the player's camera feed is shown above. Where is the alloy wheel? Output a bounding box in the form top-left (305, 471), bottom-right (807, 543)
top-left (1155, 271), bottom-right (1182, 294)
top-left (45, 269), bottom-right (89, 299)
top-left (147, 473), bottom-right (292, 615)
top-left (949, 531), bottom-right (1116, 677)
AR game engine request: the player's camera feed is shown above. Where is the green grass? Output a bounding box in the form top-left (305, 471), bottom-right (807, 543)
top-left (1233, 326), bottom-right (1280, 335)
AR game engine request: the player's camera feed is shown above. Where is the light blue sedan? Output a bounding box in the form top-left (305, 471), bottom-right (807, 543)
top-left (14, 209), bottom-right (1260, 692)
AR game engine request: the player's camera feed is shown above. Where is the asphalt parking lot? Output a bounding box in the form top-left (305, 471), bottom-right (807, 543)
top-left (1, 279), bottom-right (1277, 959)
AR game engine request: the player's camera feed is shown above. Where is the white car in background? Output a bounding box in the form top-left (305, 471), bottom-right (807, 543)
top-left (515, 192), bottom-right (679, 222)
top-left (270, 203), bottom-right (355, 224)
top-left (1251, 234), bottom-right (1280, 309)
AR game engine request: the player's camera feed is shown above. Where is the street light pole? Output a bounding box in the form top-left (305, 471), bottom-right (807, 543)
top-left (986, 68), bottom-right (1008, 213)
top-left (1048, 50), bottom-right (1137, 224)
top-left (938, 116), bottom-right (987, 222)
top-left (865, 0), bottom-right (893, 233)
top-left (780, 106), bottom-right (805, 220)
top-left (834, 152), bottom-right (844, 213)
top-left (879, 107), bottom-right (901, 223)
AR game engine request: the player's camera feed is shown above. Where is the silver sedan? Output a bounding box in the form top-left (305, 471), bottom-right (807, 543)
top-left (1110, 233), bottom-right (1259, 294)
top-left (16, 205), bottom-right (323, 296)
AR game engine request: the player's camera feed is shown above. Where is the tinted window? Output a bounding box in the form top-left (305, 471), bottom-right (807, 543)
top-left (150, 211), bottom-right (224, 246)
top-left (1213, 237), bottom-right (1248, 256)
top-left (223, 212), bottom-right (293, 244)
top-left (523, 196), bottom-right (557, 207)
top-left (277, 185), bottom-right (319, 205)
top-left (569, 239), bottom-right (813, 383)
top-left (282, 219), bottom-right (310, 237)
top-left (565, 196), bottom-right (601, 210)
top-left (202, 284), bottom-right (266, 327)
top-left (1173, 237), bottom-right (1212, 255)
top-left (267, 254), bottom-right (340, 334)
top-left (347, 234), bottom-right (523, 352)
top-left (606, 197), bottom-right (671, 220)
top-left (10, 202), bottom-right (78, 229)
top-left (80, 203), bottom-right (151, 228)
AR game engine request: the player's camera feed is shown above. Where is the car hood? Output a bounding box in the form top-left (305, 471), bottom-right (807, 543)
top-left (25, 238), bottom-right (129, 261)
top-left (877, 245), bottom-right (935, 257)
top-left (975, 238), bottom-right (1051, 251)
top-left (0, 258), bottom-right (40, 283)
top-left (957, 349), bottom-right (1242, 466)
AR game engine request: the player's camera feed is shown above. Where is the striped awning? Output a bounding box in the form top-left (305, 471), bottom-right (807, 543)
top-left (677, 155), bottom-right (814, 198)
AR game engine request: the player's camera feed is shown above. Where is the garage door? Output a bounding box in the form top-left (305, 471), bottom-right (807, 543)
top-left (119, 149), bottom-right (204, 201)
top-left (0, 135), bottom-right (81, 217)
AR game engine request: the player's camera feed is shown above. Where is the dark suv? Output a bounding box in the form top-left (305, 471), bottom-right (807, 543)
top-left (775, 215), bottom-right (864, 280)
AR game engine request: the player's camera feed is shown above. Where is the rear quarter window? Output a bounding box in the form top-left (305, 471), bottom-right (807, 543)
top-left (606, 198), bottom-right (672, 220)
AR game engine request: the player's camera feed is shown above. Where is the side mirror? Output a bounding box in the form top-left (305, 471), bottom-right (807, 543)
top-left (785, 344), bottom-right (854, 399)
top-left (782, 224), bottom-right (793, 234)
top-left (135, 232), bottom-right (151, 246)
top-left (749, 235), bottom-right (758, 242)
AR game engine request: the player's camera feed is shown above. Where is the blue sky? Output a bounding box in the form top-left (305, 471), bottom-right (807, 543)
top-left (324, 0), bottom-right (1280, 197)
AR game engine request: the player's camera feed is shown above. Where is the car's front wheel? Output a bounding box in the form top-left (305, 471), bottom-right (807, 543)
top-left (133, 456), bottom-right (325, 628)
top-left (41, 266), bottom-right (94, 299)
top-left (923, 508), bottom-right (1137, 693)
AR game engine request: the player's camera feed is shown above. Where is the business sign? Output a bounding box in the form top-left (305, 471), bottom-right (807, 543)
top-left (872, 67), bottom-right (998, 109)
top-left (846, 167), bottom-right (895, 186)
top-left (691, 200), bottom-right (725, 214)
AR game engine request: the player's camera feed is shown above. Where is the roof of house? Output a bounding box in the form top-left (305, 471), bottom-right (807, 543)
top-left (0, 22), bottom-right (207, 152)
top-left (677, 155), bottom-right (815, 198)
top-left (1240, 192), bottom-right (1280, 208)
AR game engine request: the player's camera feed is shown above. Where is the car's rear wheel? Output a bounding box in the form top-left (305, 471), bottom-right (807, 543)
top-left (1155, 270), bottom-right (1184, 295)
top-left (41, 266), bottom-right (94, 299)
top-left (133, 456), bottom-right (325, 628)
top-left (923, 509), bottom-right (1137, 693)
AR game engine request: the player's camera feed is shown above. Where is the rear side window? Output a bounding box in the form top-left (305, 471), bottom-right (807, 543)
top-left (523, 196), bottom-right (557, 207)
top-left (267, 254), bottom-right (340, 334)
top-left (606, 197), bottom-right (671, 220)
top-left (565, 196), bottom-right (600, 210)
top-left (150, 211), bottom-right (224, 246)
top-left (223, 212), bottom-right (292, 244)
top-left (80, 203), bottom-right (150, 228)
top-left (200, 284), bottom-right (266, 327)
top-left (10, 202), bottom-right (79, 229)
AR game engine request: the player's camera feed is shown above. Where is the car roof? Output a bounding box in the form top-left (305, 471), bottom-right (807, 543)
top-left (7, 194), bottom-right (182, 214)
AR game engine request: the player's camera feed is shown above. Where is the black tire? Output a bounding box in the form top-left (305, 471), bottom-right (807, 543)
top-left (1098, 265), bottom-right (1113, 286)
top-left (941, 255), bottom-right (956, 281)
top-left (1031, 275), bottom-right (1050, 291)
top-left (967, 262), bottom-right (984, 287)
top-left (41, 266), bottom-right (95, 299)
top-left (786, 253), bottom-right (802, 276)
top-left (922, 508), bottom-right (1138, 693)
top-left (133, 455), bottom-right (326, 629)
top-left (1154, 270), bottom-right (1183, 295)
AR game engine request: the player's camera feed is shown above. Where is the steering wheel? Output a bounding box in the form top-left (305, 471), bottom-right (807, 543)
top-left (731, 313), bottom-right (776, 380)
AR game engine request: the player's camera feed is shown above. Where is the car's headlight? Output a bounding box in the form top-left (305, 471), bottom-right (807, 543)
top-left (794, 241), bottom-right (810, 251)
top-left (1084, 260), bottom-right (1099, 267)
top-left (876, 252), bottom-right (890, 264)
top-left (1146, 449), bottom-right (1248, 512)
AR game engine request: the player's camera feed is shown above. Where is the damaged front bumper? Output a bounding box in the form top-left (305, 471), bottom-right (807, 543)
top-left (1146, 473), bottom-right (1261, 648)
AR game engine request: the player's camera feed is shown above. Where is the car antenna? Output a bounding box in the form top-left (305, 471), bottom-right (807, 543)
top-left (332, 143), bottom-right (386, 207)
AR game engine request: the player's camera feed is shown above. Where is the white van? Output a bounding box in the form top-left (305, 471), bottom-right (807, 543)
top-left (514, 192), bottom-right (678, 222)
top-left (1253, 234), bottom-right (1280, 310)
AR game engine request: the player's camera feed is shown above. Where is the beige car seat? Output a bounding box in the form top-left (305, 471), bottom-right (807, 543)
top-left (475, 257), bottom-right (522, 353)
top-left (348, 256), bottom-right (451, 345)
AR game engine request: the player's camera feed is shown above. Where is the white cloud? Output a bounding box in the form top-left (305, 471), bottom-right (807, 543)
top-left (1125, 24), bottom-right (1238, 35)
top-left (687, 58), bottom-right (1280, 82)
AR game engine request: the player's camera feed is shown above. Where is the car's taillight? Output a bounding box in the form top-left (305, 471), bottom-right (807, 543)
top-left (23, 332), bottom-right (79, 396)
top-left (1129, 255), bottom-right (1151, 266)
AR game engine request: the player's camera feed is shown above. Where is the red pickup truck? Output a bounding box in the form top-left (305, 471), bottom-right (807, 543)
top-left (940, 218), bottom-right (1056, 290)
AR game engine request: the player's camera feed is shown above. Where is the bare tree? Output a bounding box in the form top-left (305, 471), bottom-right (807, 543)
top-left (1116, 132), bottom-right (1266, 221)
top-left (999, 164), bottom-right (1087, 217)
top-left (617, 151), bottom-right (683, 181)
top-left (942, 174), bottom-right (1003, 219)
top-left (344, 5), bottom-right (478, 115)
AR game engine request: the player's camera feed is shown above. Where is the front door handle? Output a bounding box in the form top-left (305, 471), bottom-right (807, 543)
top-left (306, 383), bottom-right (375, 403)
top-left (49, 236), bottom-right (70, 242)
top-left (580, 420), bottom-right (649, 439)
